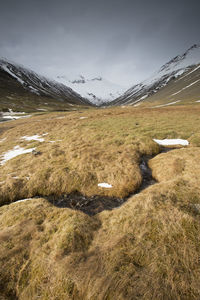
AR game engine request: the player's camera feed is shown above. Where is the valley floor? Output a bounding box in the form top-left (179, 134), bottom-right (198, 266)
top-left (1, 104), bottom-right (200, 299)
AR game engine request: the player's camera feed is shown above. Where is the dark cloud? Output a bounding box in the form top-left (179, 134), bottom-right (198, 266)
top-left (0, 0), bottom-right (200, 86)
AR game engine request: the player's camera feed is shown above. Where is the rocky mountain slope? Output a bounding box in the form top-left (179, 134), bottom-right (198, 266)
top-left (0, 59), bottom-right (91, 112)
top-left (55, 74), bottom-right (126, 105)
top-left (111, 44), bottom-right (200, 106)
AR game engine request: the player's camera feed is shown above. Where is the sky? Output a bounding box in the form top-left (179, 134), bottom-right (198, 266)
top-left (0, 0), bottom-right (200, 87)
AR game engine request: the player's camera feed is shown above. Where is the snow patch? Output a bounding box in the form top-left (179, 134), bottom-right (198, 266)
top-left (171, 79), bottom-right (200, 96)
top-left (1, 110), bottom-right (31, 121)
top-left (15, 198), bottom-right (34, 203)
top-left (0, 146), bottom-right (36, 165)
top-left (49, 140), bottom-right (62, 143)
top-left (153, 139), bottom-right (189, 146)
top-left (138, 95), bottom-right (148, 101)
top-left (21, 135), bottom-right (44, 142)
top-left (98, 183), bottom-right (113, 188)
top-left (153, 100), bottom-right (181, 108)
top-left (134, 102), bottom-right (142, 107)
top-left (79, 117), bottom-right (88, 119)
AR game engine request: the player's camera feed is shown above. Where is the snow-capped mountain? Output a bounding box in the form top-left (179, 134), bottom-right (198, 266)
top-left (55, 74), bottom-right (126, 105)
top-left (0, 59), bottom-right (90, 106)
top-left (111, 44), bottom-right (200, 106)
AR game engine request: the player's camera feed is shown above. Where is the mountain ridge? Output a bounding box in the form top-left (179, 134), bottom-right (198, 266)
top-left (110, 44), bottom-right (200, 106)
top-left (0, 58), bottom-right (92, 112)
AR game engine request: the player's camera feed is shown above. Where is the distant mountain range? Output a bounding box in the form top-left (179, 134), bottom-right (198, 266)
top-left (55, 74), bottom-right (126, 105)
top-left (111, 44), bottom-right (200, 106)
top-left (1, 44), bottom-right (200, 111)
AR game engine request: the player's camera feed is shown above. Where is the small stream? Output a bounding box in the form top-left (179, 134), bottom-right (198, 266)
top-left (46, 146), bottom-right (175, 216)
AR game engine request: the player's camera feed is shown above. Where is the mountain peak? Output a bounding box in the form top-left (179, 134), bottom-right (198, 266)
top-left (55, 74), bottom-right (126, 105)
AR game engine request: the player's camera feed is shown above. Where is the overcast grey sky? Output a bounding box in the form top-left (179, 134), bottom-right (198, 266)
top-left (0, 0), bottom-right (200, 86)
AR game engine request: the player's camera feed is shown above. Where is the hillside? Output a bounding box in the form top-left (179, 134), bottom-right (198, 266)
top-left (0, 59), bottom-right (91, 112)
top-left (111, 44), bottom-right (200, 106)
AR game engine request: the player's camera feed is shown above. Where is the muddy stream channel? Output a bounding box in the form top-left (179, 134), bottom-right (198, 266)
top-left (46, 146), bottom-right (175, 216)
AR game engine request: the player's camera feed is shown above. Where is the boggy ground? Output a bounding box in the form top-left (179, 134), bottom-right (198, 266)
top-left (1, 104), bottom-right (200, 299)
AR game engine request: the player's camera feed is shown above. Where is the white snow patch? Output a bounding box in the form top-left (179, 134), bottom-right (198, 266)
top-left (0, 146), bottom-right (36, 165)
top-left (21, 135), bottom-right (44, 142)
top-left (15, 198), bottom-right (34, 203)
top-left (98, 183), bottom-right (113, 188)
top-left (49, 140), bottom-right (62, 143)
top-left (2, 115), bottom-right (31, 120)
top-left (1, 110), bottom-right (31, 121)
top-left (134, 102), bottom-right (142, 107)
top-left (29, 86), bottom-right (40, 95)
top-left (153, 100), bottom-right (181, 108)
top-left (79, 117), bottom-right (88, 119)
top-left (2, 115), bottom-right (21, 120)
top-left (171, 79), bottom-right (200, 96)
top-left (153, 139), bottom-right (189, 146)
top-left (138, 95), bottom-right (148, 101)
top-left (196, 100), bottom-right (200, 103)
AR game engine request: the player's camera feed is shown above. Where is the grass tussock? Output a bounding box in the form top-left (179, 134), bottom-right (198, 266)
top-left (1, 105), bottom-right (200, 299)
top-left (1, 179), bottom-right (200, 299)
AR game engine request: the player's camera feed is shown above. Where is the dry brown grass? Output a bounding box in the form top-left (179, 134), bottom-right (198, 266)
top-left (0, 108), bottom-right (163, 205)
top-left (1, 179), bottom-right (200, 299)
top-left (1, 104), bottom-right (200, 299)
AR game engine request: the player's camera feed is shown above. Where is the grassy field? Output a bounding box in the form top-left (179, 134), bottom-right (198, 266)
top-left (1, 104), bottom-right (200, 299)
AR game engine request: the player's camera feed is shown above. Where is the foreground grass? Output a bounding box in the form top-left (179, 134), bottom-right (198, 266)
top-left (0, 104), bottom-right (200, 299)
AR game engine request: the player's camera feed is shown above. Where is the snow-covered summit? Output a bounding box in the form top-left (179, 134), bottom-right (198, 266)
top-left (55, 74), bottom-right (127, 105)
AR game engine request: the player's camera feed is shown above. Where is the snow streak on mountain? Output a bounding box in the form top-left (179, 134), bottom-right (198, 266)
top-left (112, 44), bottom-right (200, 106)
